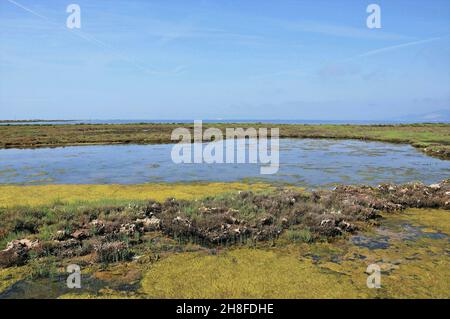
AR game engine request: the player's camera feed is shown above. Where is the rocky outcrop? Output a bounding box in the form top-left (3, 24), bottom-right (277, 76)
top-left (136, 216), bottom-right (161, 231)
top-left (0, 239), bottom-right (39, 268)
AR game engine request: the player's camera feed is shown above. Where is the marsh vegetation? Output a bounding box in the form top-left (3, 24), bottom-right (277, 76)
top-left (0, 123), bottom-right (449, 159)
top-left (0, 180), bottom-right (448, 298)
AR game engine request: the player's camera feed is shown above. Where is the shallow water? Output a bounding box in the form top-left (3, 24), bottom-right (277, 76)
top-left (0, 139), bottom-right (448, 187)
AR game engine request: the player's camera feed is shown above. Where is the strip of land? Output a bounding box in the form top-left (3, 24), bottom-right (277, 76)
top-left (0, 120), bottom-right (75, 123)
top-left (0, 123), bottom-right (449, 159)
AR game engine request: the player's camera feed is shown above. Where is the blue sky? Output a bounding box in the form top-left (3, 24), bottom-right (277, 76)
top-left (0, 0), bottom-right (449, 120)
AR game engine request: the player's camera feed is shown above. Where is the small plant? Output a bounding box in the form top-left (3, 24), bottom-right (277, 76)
top-left (286, 228), bottom-right (313, 243)
top-left (27, 256), bottom-right (59, 280)
top-left (94, 241), bottom-right (133, 263)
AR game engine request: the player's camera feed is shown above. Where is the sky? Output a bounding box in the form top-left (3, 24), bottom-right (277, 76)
top-left (0, 0), bottom-right (449, 120)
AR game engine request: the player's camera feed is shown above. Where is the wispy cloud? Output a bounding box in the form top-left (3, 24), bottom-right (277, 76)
top-left (248, 33), bottom-right (450, 82)
top-left (279, 20), bottom-right (413, 41)
top-left (4, 0), bottom-right (186, 76)
top-left (318, 63), bottom-right (360, 78)
top-left (148, 24), bottom-right (266, 47)
top-left (249, 69), bottom-right (307, 80)
top-left (320, 35), bottom-right (450, 79)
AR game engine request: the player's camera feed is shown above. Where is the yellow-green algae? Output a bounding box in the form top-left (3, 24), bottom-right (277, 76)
top-left (1, 206), bottom-right (448, 299)
top-left (0, 182), bottom-right (272, 208)
top-left (0, 266), bottom-right (29, 294)
top-left (141, 209), bottom-right (449, 299)
top-left (390, 208), bottom-right (450, 234)
top-left (141, 248), bottom-right (370, 298)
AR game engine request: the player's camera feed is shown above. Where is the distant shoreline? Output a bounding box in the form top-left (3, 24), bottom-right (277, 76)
top-left (1, 119), bottom-right (449, 125)
top-left (0, 119), bottom-right (76, 123)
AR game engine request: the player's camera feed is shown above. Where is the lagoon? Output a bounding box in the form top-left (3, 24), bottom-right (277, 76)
top-left (0, 139), bottom-right (448, 187)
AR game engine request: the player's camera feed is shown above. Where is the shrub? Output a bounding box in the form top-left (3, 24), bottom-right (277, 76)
top-left (94, 241), bottom-right (133, 263)
top-left (286, 228), bottom-right (313, 243)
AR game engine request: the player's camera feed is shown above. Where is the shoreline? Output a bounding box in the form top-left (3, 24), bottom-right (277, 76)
top-left (0, 120), bottom-right (75, 123)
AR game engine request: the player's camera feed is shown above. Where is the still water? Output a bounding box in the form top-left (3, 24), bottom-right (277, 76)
top-left (0, 139), bottom-right (448, 188)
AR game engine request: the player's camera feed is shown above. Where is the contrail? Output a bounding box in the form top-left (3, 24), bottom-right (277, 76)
top-left (353, 35), bottom-right (449, 59)
top-left (5, 0), bottom-right (50, 21)
top-left (4, 0), bottom-right (186, 75)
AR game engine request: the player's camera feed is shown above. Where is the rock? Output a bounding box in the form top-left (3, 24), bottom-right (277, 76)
top-left (56, 238), bottom-right (80, 249)
top-left (137, 216), bottom-right (161, 231)
top-left (46, 239), bottom-right (81, 257)
top-left (90, 219), bottom-right (105, 234)
top-left (339, 221), bottom-right (355, 232)
top-left (429, 184), bottom-right (441, 190)
top-left (71, 229), bottom-right (90, 240)
top-left (287, 197), bottom-right (296, 204)
top-left (145, 202), bottom-right (162, 216)
top-left (199, 207), bottom-right (210, 214)
top-left (0, 239), bottom-right (39, 268)
top-left (0, 247), bottom-right (26, 268)
top-left (8, 239), bottom-right (39, 250)
top-left (90, 219), bottom-right (104, 227)
top-left (320, 219), bottom-right (333, 227)
top-left (221, 223), bottom-right (232, 230)
top-left (445, 191), bottom-right (450, 196)
top-left (224, 215), bottom-right (238, 224)
top-left (119, 223), bottom-right (138, 236)
top-left (173, 216), bottom-right (190, 224)
top-left (260, 216), bottom-right (273, 225)
top-left (54, 230), bottom-right (69, 241)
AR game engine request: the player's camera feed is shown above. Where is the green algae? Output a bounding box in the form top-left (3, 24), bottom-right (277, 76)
top-left (140, 208), bottom-right (450, 299)
top-left (1, 208), bottom-right (448, 299)
top-left (140, 248), bottom-right (369, 299)
top-left (391, 208), bottom-right (450, 234)
top-left (0, 266), bottom-right (29, 294)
